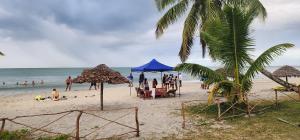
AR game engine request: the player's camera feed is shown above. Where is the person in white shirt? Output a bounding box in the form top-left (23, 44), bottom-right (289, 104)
top-left (179, 73), bottom-right (183, 87)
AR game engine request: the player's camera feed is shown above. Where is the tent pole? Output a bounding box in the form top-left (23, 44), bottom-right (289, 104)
top-left (178, 71), bottom-right (180, 97)
top-left (100, 82), bottom-right (104, 110)
top-left (161, 72), bottom-right (163, 87)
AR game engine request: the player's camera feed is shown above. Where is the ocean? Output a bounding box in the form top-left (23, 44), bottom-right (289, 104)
top-left (0, 66), bottom-right (299, 96)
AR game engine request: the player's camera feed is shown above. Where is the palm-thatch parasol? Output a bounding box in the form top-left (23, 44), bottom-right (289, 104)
top-left (273, 65), bottom-right (300, 82)
top-left (73, 64), bottom-right (129, 110)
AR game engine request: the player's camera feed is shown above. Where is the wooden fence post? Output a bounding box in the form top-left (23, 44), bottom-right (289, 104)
top-left (216, 99), bottom-right (221, 121)
top-left (135, 107), bottom-right (140, 137)
top-left (75, 111), bottom-right (83, 140)
top-left (0, 119), bottom-right (5, 133)
top-left (245, 94), bottom-right (251, 118)
top-left (298, 86), bottom-right (300, 100)
top-left (275, 90), bottom-right (278, 108)
top-left (181, 103), bottom-right (186, 129)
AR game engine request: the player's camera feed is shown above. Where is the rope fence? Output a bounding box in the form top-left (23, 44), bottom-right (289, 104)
top-left (0, 107), bottom-right (140, 140)
top-left (181, 90), bottom-right (300, 129)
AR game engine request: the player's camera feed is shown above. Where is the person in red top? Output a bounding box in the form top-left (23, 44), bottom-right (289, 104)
top-left (65, 76), bottom-right (72, 91)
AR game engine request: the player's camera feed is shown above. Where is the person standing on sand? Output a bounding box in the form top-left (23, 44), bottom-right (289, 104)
top-left (89, 80), bottom-right (97, 90)
top-left (152, 78), bottom-right (158, 99)
top-left (139, 72), bottom-right (145, 88)
top-left (65, 76), bottom-right (72, 91)
top-left (32, 81), bottom-right (35, 87)
top-left (179, 73), bottom-right (182, 87)
top-left (128, 72), bottom-right (133, 87)
top-left (174, 76), bottom-right (178, 90)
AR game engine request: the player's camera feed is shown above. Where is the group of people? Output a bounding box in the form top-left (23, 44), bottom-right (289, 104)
top-left (2, 80), bottom-right (44, 87)
top-left (138, 72), bottom-right (183, 91)
top-left (138, 72), bottom-right (151, 90)
top-left (162, 74), bottom-right (182, 90)
top-left (64, 76), bottom-right (100, 91)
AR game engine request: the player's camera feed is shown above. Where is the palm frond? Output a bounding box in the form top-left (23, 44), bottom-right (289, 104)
top-left (175, 63), bottom-right (224, 82)
top-left (156, 0), bottom-right (190, 38)
top-left (231, 0), bottom-right (267, 20)
top-left (155, 0), bottom-right (178, 11)
top-left (179, 2), bottom-right (201, 62)
top-left (199, 0), bottom-right (223, 58)
top-left (240, 74), bottom-right (252, 93)
top-left (200, 17), bottom-right (226, 61)
top-left (208, 80), bottom-right (236, 104)
top-left (243, 43), bottom-right (294, 82)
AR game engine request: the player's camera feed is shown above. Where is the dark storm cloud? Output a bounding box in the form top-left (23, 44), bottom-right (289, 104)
top-left (0, 0), bottom-right (158, 40)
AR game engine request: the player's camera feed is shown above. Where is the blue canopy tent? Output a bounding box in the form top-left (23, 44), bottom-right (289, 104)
top-left (131, 59), bottom-right (174, 72)
top-left (131, 59), bottom-right (180, 96)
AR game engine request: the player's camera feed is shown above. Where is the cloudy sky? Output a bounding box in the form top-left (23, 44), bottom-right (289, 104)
top-left (0, 0), bottom-right (299, 68)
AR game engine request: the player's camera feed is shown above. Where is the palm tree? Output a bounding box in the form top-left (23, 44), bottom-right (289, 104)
top-left (155, 0), bottom-right (298, 91)
top-left (155, 0), bottom-right (266, 60)
top-left (175, 3), bottom-right (293, 105)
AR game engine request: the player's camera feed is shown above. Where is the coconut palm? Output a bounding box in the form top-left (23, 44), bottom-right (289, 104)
top-left (155, 0), bottom-right (298, 91)
top-left (175, 3), bottom-right (293, 104)
top-left (155, 0), bottom-right (266, 61)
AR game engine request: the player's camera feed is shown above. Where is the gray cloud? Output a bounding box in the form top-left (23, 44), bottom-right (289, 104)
top-left (0, 0), bottom-right (158, 39)
top-left (0, 0), bottom-right (299, 68)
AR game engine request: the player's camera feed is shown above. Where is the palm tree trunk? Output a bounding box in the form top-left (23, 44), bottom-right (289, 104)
top-left (247, 59), bottom-right (298, 91)
top-left (260, 69), bottom-right (297, 91)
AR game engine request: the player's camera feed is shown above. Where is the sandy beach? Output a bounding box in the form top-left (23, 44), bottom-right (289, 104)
top-left (0, 78), bottom-right (299, 139)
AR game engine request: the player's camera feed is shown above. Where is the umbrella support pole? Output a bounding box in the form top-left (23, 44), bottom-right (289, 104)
top-left (275, 90), bottom-right (278, 108)
top-left (161, 72), bottom-right (163, 87)
top-left (100, 83), bottom-right (104, 111)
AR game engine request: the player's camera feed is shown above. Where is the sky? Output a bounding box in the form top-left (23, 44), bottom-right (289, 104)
top-left (0, 0), bottom-right (299, 68)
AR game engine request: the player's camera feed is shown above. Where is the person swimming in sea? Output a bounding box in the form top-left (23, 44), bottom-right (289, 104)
top-left (32, 81), bottom-right (35, 87)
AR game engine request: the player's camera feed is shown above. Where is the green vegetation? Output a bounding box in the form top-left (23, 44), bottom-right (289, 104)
top-left (0, 129), bottom-right (30, 140)
top-left (155, 0), bottom-right (266, 61)
top-left (175, 2), bottom-right (293, 106)
top-left (180, 100), bottom-right (300, 140)
top-left (156, 0), bottom-right (296, 92)
top-left (0, 130), bottom-right (70, 140)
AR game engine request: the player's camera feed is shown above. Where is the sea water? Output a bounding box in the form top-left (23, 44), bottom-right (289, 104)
top-left (0, 66), bottom-right (299, 96)
top-left (0, 67), bottom-right (194, 96)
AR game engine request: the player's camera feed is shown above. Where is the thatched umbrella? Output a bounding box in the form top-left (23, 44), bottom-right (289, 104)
top-left (273, 65), bottom-right (300, 82)
top-left (73, 64), bottom-right (129, 110)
